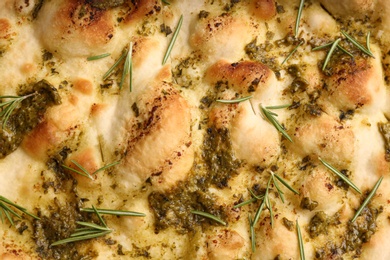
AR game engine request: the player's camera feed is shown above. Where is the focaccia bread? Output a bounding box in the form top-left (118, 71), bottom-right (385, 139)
top-left (1, 0), bottom-right (390, 259)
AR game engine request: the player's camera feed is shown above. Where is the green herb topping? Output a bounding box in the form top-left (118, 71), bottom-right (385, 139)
top-left (62, 160), bottom-right (120, 180)
top-left (81, 208), bottom-right (145, 217)
top-left (297, 220), bottom-right (306, 260)
top-left (216, 95), bottom-right (253, 103)
top-left (295, 0), bottom-right (305, 36)
top-left (162, 15), bottom-right (183, 65)
top-left (87, 53), bottom-right (111, 61)
top-left (0, 195), bottom-right (40, 226)
top-left (341, 30), bottom-right (374, 58)
top-left (0, 93), bottom-right (36, 128)
top-left (351, 176), bottom-right (383, 223)
top-left (319, 157), bottom-right (361, 194)
top-left (191, 210), bottom-right (226, 226)
top-left (260, 104), bottom-right (293, 142)
top-left (51, 206), bottom-right (112, 246)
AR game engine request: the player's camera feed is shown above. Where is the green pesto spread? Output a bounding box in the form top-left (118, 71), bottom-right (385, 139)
top-left (34, 148), bottom-right (99, 259)
top-left (0, 80), bottom-right (61, 159)
top-left (300, 197), bottom-right (318, 211)
top-left (314, 206), bottom-right (380, 259)
top-left (149, 126), bottom-right (239, 233)
top-left (343, 206), bottom-right (382, 253)
top-left (89, 0), bottom-right (125, 10)
top-left (308, 211), bottom-right (329, 238)
top-left (378, 122), bottom-right (390, 161)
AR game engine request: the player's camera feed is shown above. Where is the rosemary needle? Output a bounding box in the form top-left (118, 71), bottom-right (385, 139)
top-left (366, 31), bottom-right (371, 53)
top-left (233, 198), bottom-right (257, 208)
top-left (252, 178), bottom-right (272, 226)
top-left (295, 0), bottom-right (305, 36)
top-left (312, 41), bottom-right (353, 57)
top-left (81, 208), bottom-right (146, 217)
top-left (216, 95), bottom-right (253, 103)
top-left (260, 105), bottom-right (293, 143)
top-left (273, 172), bottom-right (300, 195)
top-left (296, 220), bottom-right (306, 260)
top-left (87, 53), bottom-right (110, 61)
top-left (341, 30), bottom-right (374, 58)
top-left (319, 157), bottom-right (361, 194)
top-left (62, 160), bottom-right (120, 180)
top-left (249, 215), bottom-right (256, 252)
top-left (351, 176), bottom-right (383, 223)
top-left (282, 41), bottom-right (303, 65)
top-left (266, 104), bottom-right (291, 110)
top-left (51, 230), bottom-right (112, 246)
top-left (119, 42), bottom-right (133, 91)
top-left (0, 195), bottom-right (40, 225)
top-left (191, 210), bottom-right (226, 226)
top-left (322, 38), bottom-right (340, 71)
top-left (51, 205), bottom-right (112, 246)
top-left (162, 14), bottom-right (183, 65)
top-left (103, 51), bottom-right (127, 80)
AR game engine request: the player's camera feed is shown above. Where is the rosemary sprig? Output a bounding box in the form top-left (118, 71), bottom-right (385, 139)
top-left (351, 176), bottom-right (383, 223)
top-left (252, 177), bottom-right (271, 226)
top-left (252, 172), bottom-right (298, 226)
top-left (341, 30), bottom-right (374, 58)
top-left (312, 41), bottom-right (353, 57)
top-left (0, 195), bottom-right (40, 226)
top-left (81, 208), bottom-right (146, 217)
top-left (319, 157), bottom-right (361, 194)
top-left (119, 42), bottom-right (133, 91)
top-left (0, 93), bottom-right (36, 128)
top-left (296, 220), bottom-right (306, 260)
top-left (162, 14), bottom-right (183, 65)
top-left (260, 104), bottom-right (293, 142)
top-left (162, 0), bottom-right (170, 4)
top-left (51, 206), bottom-right (111, 246)
top-left (103, 51), bottom-right (127, 80)
top-left (216, 95), bottom-right (253, 103)
top-left (51, 230), bottom-right (111, 246)
top-left (87, 53), bottom-right (110, 61)
top-left (295, 0), bottom-right (305, 36)
top-left (233, 189), bottom-right (263, 209)
top-left (282, 41), bottom-right (303, 65)
top-left (191, 210), bottom-right (226, 226)
top-left (62, 160), bottom-right (120, 180)
top-left (322, 38), bottom-right (340, 71)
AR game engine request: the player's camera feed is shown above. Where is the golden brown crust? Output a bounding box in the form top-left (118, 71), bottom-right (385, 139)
top-left (290, 114), bottom-right (355, 167)
top-left (73, 78), bottom-right (94, 95)
top-left (22, 120), bottom-right (60, 158)
top-left (318, 0), bottom-right (375, 18)
top-left (300, 167), bottom-right (345, 214)
top-left (123, 0), bottom-right (160, 25)
top-left (117, 81), bottom-right (193, 190)
top-left (206, 229), bottom-right (245, 260)
top-left (190, 14), bottom-right (252, 61)
top-left (324, 55), bottom-right (382, 110)
top-left (1, 0), bottom-right (390, 259)
top-left (252, 0), bottom-right (277, 20)
top-left (36, 0), bottom-right (115, 57)
top-left (205, 60), bottom-right (274, 94)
